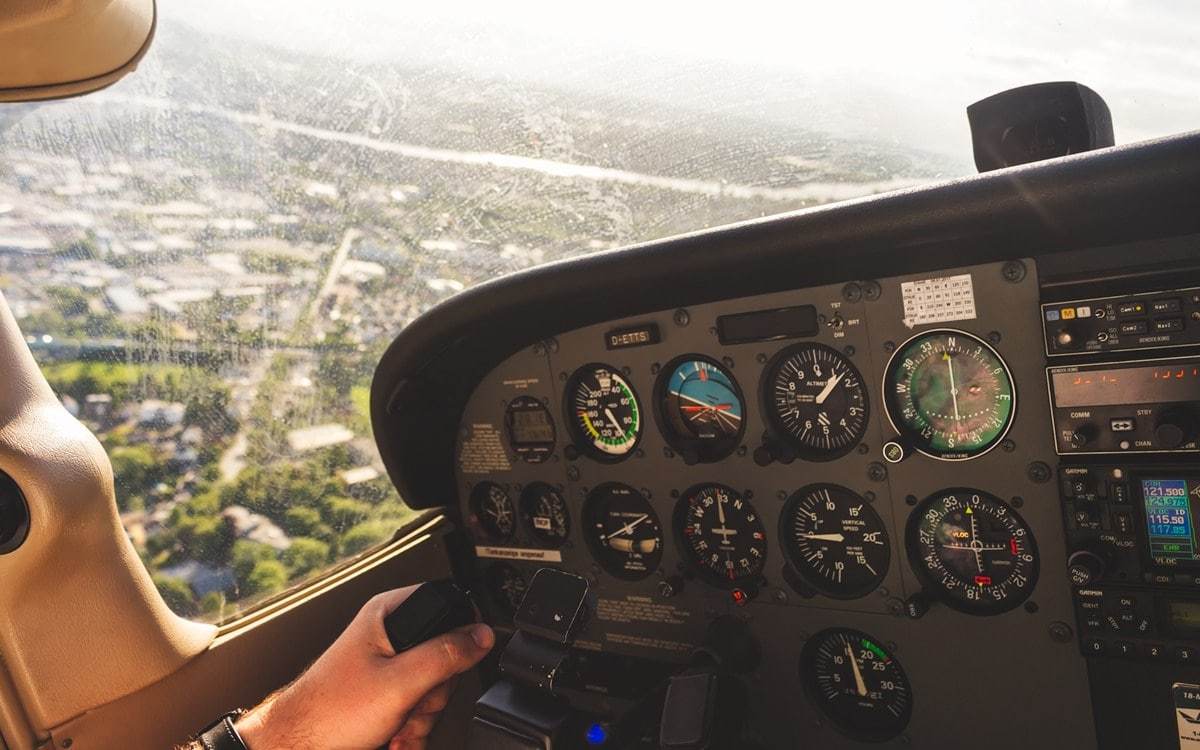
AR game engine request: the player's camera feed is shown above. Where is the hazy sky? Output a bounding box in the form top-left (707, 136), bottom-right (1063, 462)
top-left (167, 1), bottom-right (1200, 158)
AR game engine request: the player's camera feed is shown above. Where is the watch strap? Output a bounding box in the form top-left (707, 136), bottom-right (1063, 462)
top-left (196, 710), bottom-right (248, 750)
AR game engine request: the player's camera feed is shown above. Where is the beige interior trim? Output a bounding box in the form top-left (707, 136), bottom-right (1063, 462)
top-left (0, 290), bottom-right (215, 734)
top-left (48, 520), bottom-right (460, 750)
top-left (0, 0), bottom-right (156, 103)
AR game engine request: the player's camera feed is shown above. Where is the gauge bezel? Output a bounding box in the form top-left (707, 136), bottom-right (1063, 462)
top-left (799, 627), bottom-right (913, 742)
top-left (582, 482), bottom-right (664, 581)
top-left (672, 482), bottom-right (768, 590)
top-left (779, 483), bottom-right (891, 600)
top-left (563, 362), bottom-right (643, 463)
top-left (652, 354), bottom-right (747, 464)
top-left (760, 342), bottom-right (870, 462)
top-left (504, 395), bottom-right (556, 464)
top-left (520, 481), bottom-right (571, 549)
top-left (469, 481), bottom-right (516, 542)
top-left (904, 487), bottom-right (1040, 616)
top-left (882, 328), bottom-right (1017, 461)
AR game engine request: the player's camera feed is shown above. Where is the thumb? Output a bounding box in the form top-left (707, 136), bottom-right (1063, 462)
top-left (390, 623), bottom-right (495, 702)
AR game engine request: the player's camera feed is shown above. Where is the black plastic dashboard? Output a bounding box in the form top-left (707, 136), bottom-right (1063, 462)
top-left (372, 131), bottom-right (1200, 749)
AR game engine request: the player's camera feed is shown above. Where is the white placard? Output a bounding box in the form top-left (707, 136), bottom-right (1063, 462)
top-left (901, 273), bottom-right (977, 328)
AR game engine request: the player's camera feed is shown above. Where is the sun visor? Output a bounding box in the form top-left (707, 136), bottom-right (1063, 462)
top-left (0, 0), bottom-right (155, 103)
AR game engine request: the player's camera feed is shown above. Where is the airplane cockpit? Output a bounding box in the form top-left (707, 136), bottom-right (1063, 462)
top-left (3, 2), bottom-right (1200, 749)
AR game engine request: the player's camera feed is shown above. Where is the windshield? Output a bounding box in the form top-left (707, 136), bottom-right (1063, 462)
top-left (1, 1), bottom-right (1197, 622)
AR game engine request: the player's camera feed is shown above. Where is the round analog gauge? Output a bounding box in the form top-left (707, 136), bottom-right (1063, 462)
top-left (883, 329), bottom-right (1015, 460)
top-left (763, 343), bottom-right (869, 460)
top-left (486, 563), bottom-right (528, 616)
top-left (583, 483), bottom-right (663, 580)
top-left (674, 484), bottom-right (767, 588)
top-left (565, 364), bottom-right (642, 461)
top-left (800, 628), bottom-right (913, 742)
top-left (654, 355), bottom-right (745, 463)
top-left (781, 484), bottom-right (890, 599)
top-left (906, 488), bottom-right (1038, 615)
top-left (520, 482), bottom-right (570, 548)
top-left (469, 482), bottom-right (516, 542)
top-left (505, 395), bottom-right (556, 463)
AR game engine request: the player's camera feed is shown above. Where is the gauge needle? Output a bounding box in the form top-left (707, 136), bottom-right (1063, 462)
top-left (610, 513), bottom-right (649, 539)
top-left (815, 370), bottom-right (845, 405)
top-left (604, 407), bottom-right (623, 431)
top-left (797, 532), bottom-right (846, 543)
top-left (846, 642), bottom-right (868, 697)
top-left (945, 352), bottom-right (961, 421)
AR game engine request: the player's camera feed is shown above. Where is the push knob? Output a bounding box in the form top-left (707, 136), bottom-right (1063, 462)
top-left (1155, 410), bottom-right (1197, 450)
top-left (1067, 548), bottom-right (1106, 587)
top-left (1069, 424), bottom-right (1097, 449)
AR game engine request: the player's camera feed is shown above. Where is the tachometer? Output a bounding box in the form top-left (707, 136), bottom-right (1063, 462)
top-left (566, 364), bottom-right (642, 460)
top-left (763, 343), bottom-right (869, 460)
top-left (883, 329), bottom-right (1015, 460)
top-left (469, 482), bottom-right (516, 542)
top-left (655, 355), bottom-right (745, 463)
top-left (906, 488), bottom-right (1038, 615)
top-left (583, 483), bottom-right (663, 580)
top-left (674, 484), bottom-right (767, 588)
top-left (781, 484), bottom-right (890, 599)
top-left (801, 628), bottom-right (912, 742)
top-left (520, 482), bottom-right (570, 548)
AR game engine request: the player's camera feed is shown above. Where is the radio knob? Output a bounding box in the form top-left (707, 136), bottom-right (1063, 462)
top-left (1067, 548), bottom-right (1107, 587)
top-left (1155, 410), bottom-right (1196, 449)
top-left (1069, 424), bottom-right (1098, 449)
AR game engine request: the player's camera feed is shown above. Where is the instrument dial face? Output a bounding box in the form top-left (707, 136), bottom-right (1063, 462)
top-left (505, 395), bottom-right (556, 463)
top-left (486, 563), bottom-right (528, 616)
top-left (583, 483), bottom-right (663, 581)
top-left (655, 356), bottom-right (746, 463)
top-left (520, 482), bottom-right (570, 548)
top-left (801, 628), bottom-right (913, 742)
top-left (675, 484), bottom-right (767, 588)
top-left (763, 343), bottom-right (869, 460)
top-left (906, 488), bottom-right (1039, 615)
top-left (566, 364), bottom-right (642, 460)
top-left (469, 482), bottom-right (516, 541)
top-left (781, 484), bottom-right (891, 599)
top-left (884, 329), bottom-right (1015, 460)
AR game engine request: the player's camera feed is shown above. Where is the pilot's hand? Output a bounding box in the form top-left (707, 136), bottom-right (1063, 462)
top-left (233, 586), bottom-right (495, 750)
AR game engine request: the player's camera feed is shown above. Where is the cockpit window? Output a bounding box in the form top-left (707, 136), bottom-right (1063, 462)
top-left (1, 2), bottom-right (1197, 622)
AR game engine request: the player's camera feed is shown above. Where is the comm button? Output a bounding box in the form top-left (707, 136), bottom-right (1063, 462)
top-left (1119, 321), bottom-right (1148, 335)
top-left (1118, 301), bottom-right (1147, 317)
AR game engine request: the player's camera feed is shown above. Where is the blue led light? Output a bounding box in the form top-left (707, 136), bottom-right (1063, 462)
top-left (585, 723), bottom-right (608, 745)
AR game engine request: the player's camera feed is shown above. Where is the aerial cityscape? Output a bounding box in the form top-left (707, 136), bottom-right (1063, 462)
top-left (0, 23), bottom-right (954, 621)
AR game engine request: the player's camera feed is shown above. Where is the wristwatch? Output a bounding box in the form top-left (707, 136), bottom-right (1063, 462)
top-left (194, 709), bottom-right (249, 750)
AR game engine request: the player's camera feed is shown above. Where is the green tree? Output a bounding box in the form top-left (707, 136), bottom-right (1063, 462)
top-left (231, 540), bottom-right (277, 582)
top-left (282, 537), bottom-right (331, 578)
top-left (199, 592), bottom-right (227, 618)
top-left (110, 445), bottom-right (164, 509)
top-left (244, 559), bottom-right (289, 597)
top-left (321, 496), bottom-right (370, 532)
top-left (340, 520), bottom-right (395, 555)
top-left (282, 506), bottom-right (322, 536)
top-left (174, 514), bottom-right (234, 565)
top-left (154, 575), bottom-right (198, 618)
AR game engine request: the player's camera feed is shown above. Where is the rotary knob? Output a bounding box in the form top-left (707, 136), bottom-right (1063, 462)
top-left (1069, 423), bottom-right (1097, 450)
top-left (1155, 409), bottom-right (1197, 450)
top-left (1067, 548), bottom-right (1107, 587)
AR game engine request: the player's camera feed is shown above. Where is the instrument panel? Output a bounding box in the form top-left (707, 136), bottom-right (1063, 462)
top-left (452, 259), bottom-right (1095, 748)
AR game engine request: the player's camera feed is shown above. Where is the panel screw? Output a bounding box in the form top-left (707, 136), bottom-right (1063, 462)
top-left (1025, 600), bottom-right (1039, 614)
top-left (862, 281), bottom-right (882, 301)
top-left (867, 462), bottom-right (888, 482)
top-left (864, 491), bottom-right (876, 503)
top-left (1049, 621), bottom-right (1073, 643)
top-left (756, 353), bottom-right (767, 364)
top-left (1001, 439), bottom-right (1016, 452)
top-left (773, 589), bottom-right (788, 603)
top-left (856, 443), bottom-right (869, 455)
top-left (842, 282), bottom-right (863, 303)
top-left (988, 330), bottom-right (1002, 344)
top-left (777, 490), bottom-right (787, 501)
top-left (567, 465), bottom-right (580, 481)
top-left (651, 362), bottom-right (661, 374)
top-left (722, 356), bottom-right (735, 369)
top-left (1027, 461), bottom-right (1052, 483)
top-left (883, 340), bottom-right (896, 353)
top-left (663, 447), bottom-right (674, 458)
top-left (905, 494), bottom-right (918, 506)
top-left (1011, 496), bottom-right (1024, 508)
top-left (736, 446), bottom-right (748, 457)
top-left (1002, 260), bottom-right (1027, 283)
top-left (843, 345), bottom-right (856, 356)
top-left (547, 338), bottom-right (559, 353)
top-left (532, 342), bottom-right (544, 355)
top-left (673, 309), bottom-right (690, 327)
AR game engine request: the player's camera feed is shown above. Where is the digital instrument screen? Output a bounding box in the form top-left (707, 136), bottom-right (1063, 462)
top-left (509, 407), bottom-right (555, 444)
top-left (1167, 599), bottom-right (1200, 636)
top-left (716, 305), bottom-right (817, 345)
top-left (1142, 477), bottom-right (1200, 565)
top-left (1052, 363), bottom-right (1200, 407)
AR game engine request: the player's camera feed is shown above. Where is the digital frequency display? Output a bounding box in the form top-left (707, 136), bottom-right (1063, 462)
top-left (1052, 362), bottom-right (1200, 408)
top-left (1142, 477), bottom-right (1200, 565)
top-left (509, 408), bottom-right (555, 444)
